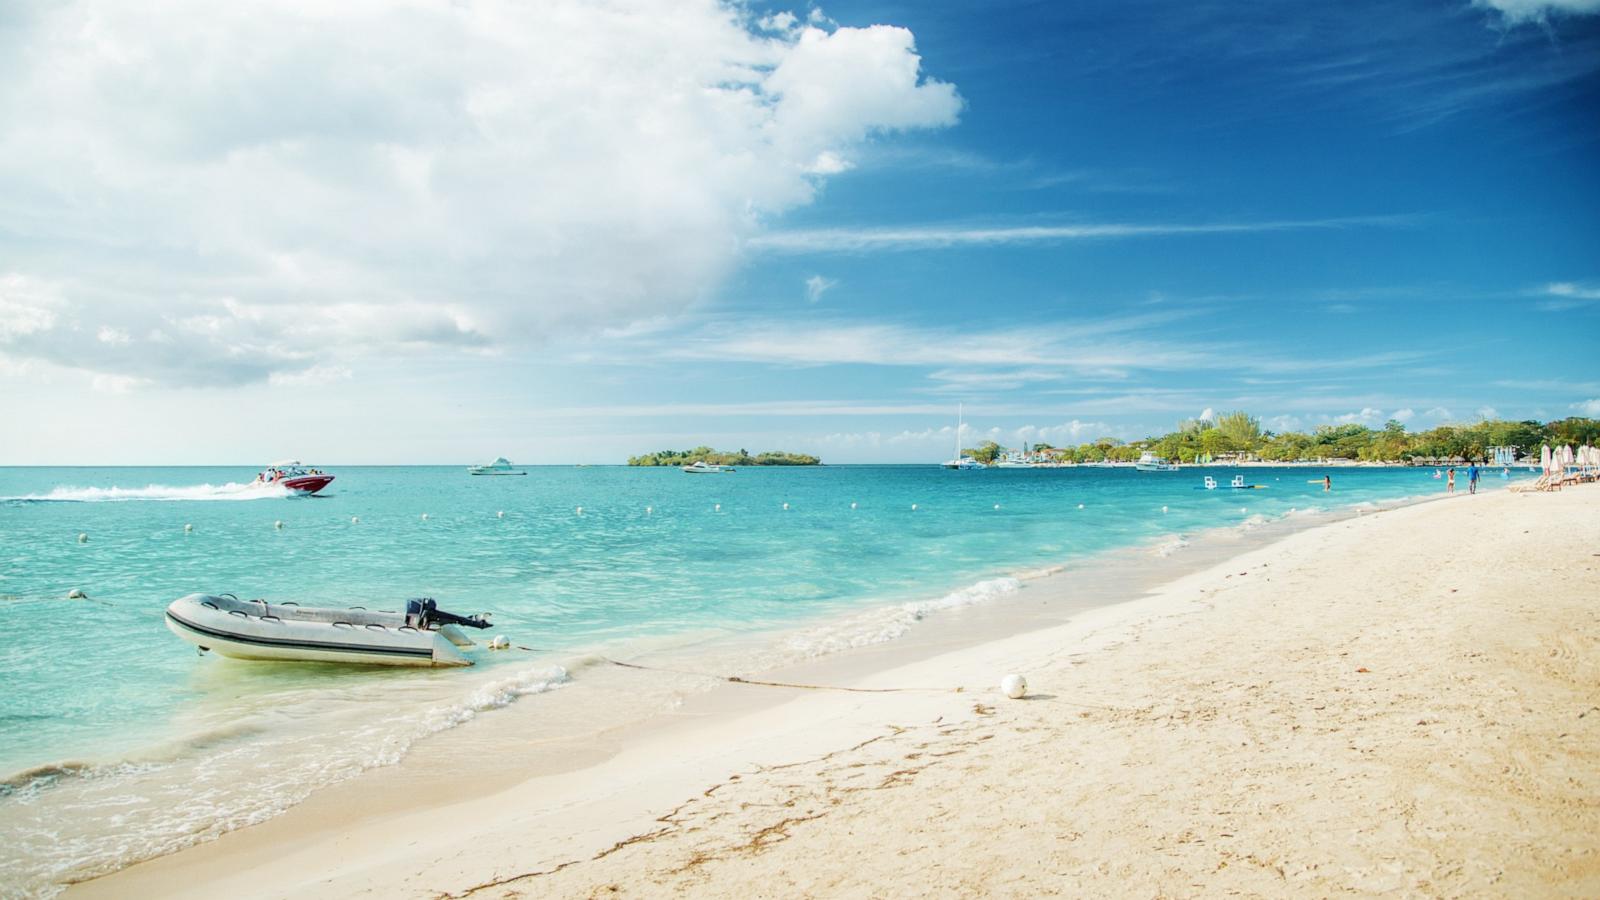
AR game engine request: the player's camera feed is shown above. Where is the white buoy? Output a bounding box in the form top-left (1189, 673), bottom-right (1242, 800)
top-left (850, 502), bottom-right (857, 509)
top-left (782, 502), bottom-right (789, 510)
top-left (274, 520), bottom-right (284, 530)
top-left (994, 504), bottom-right (1001, 510)
top-left (77, 532), bottom-right (88, 543)
top-left (576, 506), bottom-right (583, 515)
top-left (645, 506), bottom-right (652, 514)
top-left (66, 588), bottom-right (88, 600)
top-left (489, 635), bottom-right (510, 650)
top-left (1240, 507), bottom-right (1247, 514)
top-left (1161, 506), bottom-right (1168, 514)
top-left (496, 510), bottom-right (504, 518)
top-left (351, 515), bottom-right (360, 523)
top-left (714, 504), bottom-right (721, 512)
top-left (911, 503), bottom-right (918, 511)
top-left (184, 523), bottom-right (193, 533)
top-left (1077, 503), bottom-right (1084, 510)
top-left (1001, 673), bottom-right (1028, 700)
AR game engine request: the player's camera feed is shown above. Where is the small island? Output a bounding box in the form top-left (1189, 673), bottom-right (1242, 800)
top-left (627, 446), bottom-right (821, 467)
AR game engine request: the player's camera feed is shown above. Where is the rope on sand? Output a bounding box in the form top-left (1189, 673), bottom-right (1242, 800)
top-left (509, 645), bottom-right (961, 694)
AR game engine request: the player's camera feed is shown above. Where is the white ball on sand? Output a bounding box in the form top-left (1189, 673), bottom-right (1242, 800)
top-left (489, 635), bottom-right (510, 650)
top-left (1001, 673), bottom-right (1027, 699)
top-left (77, 532), bottom-right (88, 543)
top-left (66, 588), bottom-right (88, 599)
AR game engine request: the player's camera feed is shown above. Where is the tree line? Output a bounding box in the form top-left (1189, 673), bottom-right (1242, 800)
top-left (967, 412), bottom-right (1600, 464)
top-left (627, 446), bottom-right (822, 466)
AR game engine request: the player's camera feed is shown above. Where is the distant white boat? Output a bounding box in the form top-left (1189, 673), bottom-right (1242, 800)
top-left (1135, 451), bottom-right (1179, 472)
top-left (995, 451), bottom-right (1032, 468)
top-left (682, 461), bottom-right (735, 473)
top-left (468, 457), bottom-right (526, 476)
top-left (941, 404), bottom-right (988, 470)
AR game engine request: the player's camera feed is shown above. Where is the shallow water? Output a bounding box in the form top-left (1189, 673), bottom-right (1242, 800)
top-left (0, 463), bottom-right (1517, 894)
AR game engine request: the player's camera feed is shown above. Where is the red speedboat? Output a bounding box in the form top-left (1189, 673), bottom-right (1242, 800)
top-left (256, 460), bottom-right (335, 495)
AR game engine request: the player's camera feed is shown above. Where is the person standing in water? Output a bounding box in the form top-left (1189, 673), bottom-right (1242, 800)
top-left (1323, 474), bottom-right (1332, 492)
top-left (1468, 462), bottom-right (1480, 494)
top-left (1446, 466), bottom-right (1456, 494)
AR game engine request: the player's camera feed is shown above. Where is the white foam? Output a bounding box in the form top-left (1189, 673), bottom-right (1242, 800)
top-left (1154, 535), bottom-right (1190, 557)
top-left (9, 481), bottom-right (292, 502)
top-left (783, 577), bottom-right (1022, 658)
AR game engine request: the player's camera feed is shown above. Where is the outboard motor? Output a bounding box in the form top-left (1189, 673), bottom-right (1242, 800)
top-left (405, 598), bottom-right (492, 630)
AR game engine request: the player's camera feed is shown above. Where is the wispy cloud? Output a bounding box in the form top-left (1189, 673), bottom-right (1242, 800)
top-left (747, 215), bottom-right (1415, 253)
top-left (803, 275), bottom-right (838, 303)
top-left (1536, 281), bottom-right (1600, 311)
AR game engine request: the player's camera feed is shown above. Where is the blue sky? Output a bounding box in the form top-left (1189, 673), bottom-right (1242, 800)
top-left (0, 0), bottom-right (1596, 463)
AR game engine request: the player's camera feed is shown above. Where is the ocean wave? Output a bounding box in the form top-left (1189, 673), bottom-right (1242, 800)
top-left (784, 577), bottom-right (1022, 658)
top-left (4, 482), bottom-right (292, 503)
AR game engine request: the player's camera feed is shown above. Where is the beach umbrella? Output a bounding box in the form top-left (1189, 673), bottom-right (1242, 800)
top-left (1540, 444), bottom-right (1552, 474)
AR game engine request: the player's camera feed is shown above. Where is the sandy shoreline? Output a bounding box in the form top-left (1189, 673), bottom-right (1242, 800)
top-left (69, 486), bottom-right (1598, 898)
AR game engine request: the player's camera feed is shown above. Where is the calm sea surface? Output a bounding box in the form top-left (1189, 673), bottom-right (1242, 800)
top-left (0, 463), bottom-right (1516, 894)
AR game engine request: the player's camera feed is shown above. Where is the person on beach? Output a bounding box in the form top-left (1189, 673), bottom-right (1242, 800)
top-left (1323, 474), bottom-right (1332, 492)
top-left (1446, 466), bottom-right (1456, 494)
top-left (1468, 463), bottom-right (1480, 494)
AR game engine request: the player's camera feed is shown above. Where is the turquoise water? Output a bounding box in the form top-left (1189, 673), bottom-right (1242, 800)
top-left (0, 463), bottom-right (1514, 893)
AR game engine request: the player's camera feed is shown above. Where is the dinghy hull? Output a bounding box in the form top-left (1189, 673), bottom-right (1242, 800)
top-left (165, 594), bottom-right (474, 667)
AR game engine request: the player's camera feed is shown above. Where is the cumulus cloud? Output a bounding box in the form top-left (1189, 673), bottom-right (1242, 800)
top-left (1571, 398), bottom-right (1600, 415)
top-left (1477, 0), bottom-right (1600, 24)
top-left (0, 1), bottom-right (960, 387)
top-left (1391, 407), bottom-right (1416, 422)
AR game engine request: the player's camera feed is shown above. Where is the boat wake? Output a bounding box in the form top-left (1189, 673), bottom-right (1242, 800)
top-left (4, 481), bottom-right (292, 503)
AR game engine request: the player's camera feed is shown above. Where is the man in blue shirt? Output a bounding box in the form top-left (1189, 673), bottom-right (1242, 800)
top-left (1468, 463), bottom-right (1480, 494)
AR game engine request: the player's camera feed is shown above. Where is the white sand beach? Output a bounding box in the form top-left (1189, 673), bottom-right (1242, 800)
top-left (71, 486), bottom-right (1599, 898)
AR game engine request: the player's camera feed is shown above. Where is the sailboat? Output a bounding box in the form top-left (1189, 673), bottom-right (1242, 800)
top-left (941, 404), bottom-right (986, 470)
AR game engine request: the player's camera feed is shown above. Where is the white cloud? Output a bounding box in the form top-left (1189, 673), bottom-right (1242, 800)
top-left (269, 365), bottom-right (355, 388)
top-left (805, 151), bottom-right (854, 175)
top-left (1331, 407), bottom-right (1387, 425)
top-left (804, 275), bottom-right (839, 303)
top-left (748, 215), bottom-right (1410, 253)
top-left (90, 373), bottom-right (150, 394)
top-left (0, 274), bottom-right (62, 342)
top-left (0, 2), bottom-right (960, 386)
top-left (1423, 406), bottom-right (1454, 421)
top-left (1014, 420), bottom-right (1116, 445)
top-left (1571, 398), bottom-right (1600, 415)
top-left (1391, 407), bottom-right (1415, 422)
top-left (1537, 281), bottom-right (1600, 311)
top-left (1478, 0), bottom-right (1600, 24)
top-left (1197, 407), bottom-right (1216, 422)
top-left (1476, 405), bottom-right (1498, 420)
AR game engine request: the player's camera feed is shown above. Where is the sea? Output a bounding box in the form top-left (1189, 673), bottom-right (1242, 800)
top-left (0, 463), bottom-right (1518, 895)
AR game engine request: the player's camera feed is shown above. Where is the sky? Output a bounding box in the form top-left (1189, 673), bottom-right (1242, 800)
top-left (1, 0), bottom-right (1597, 465)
